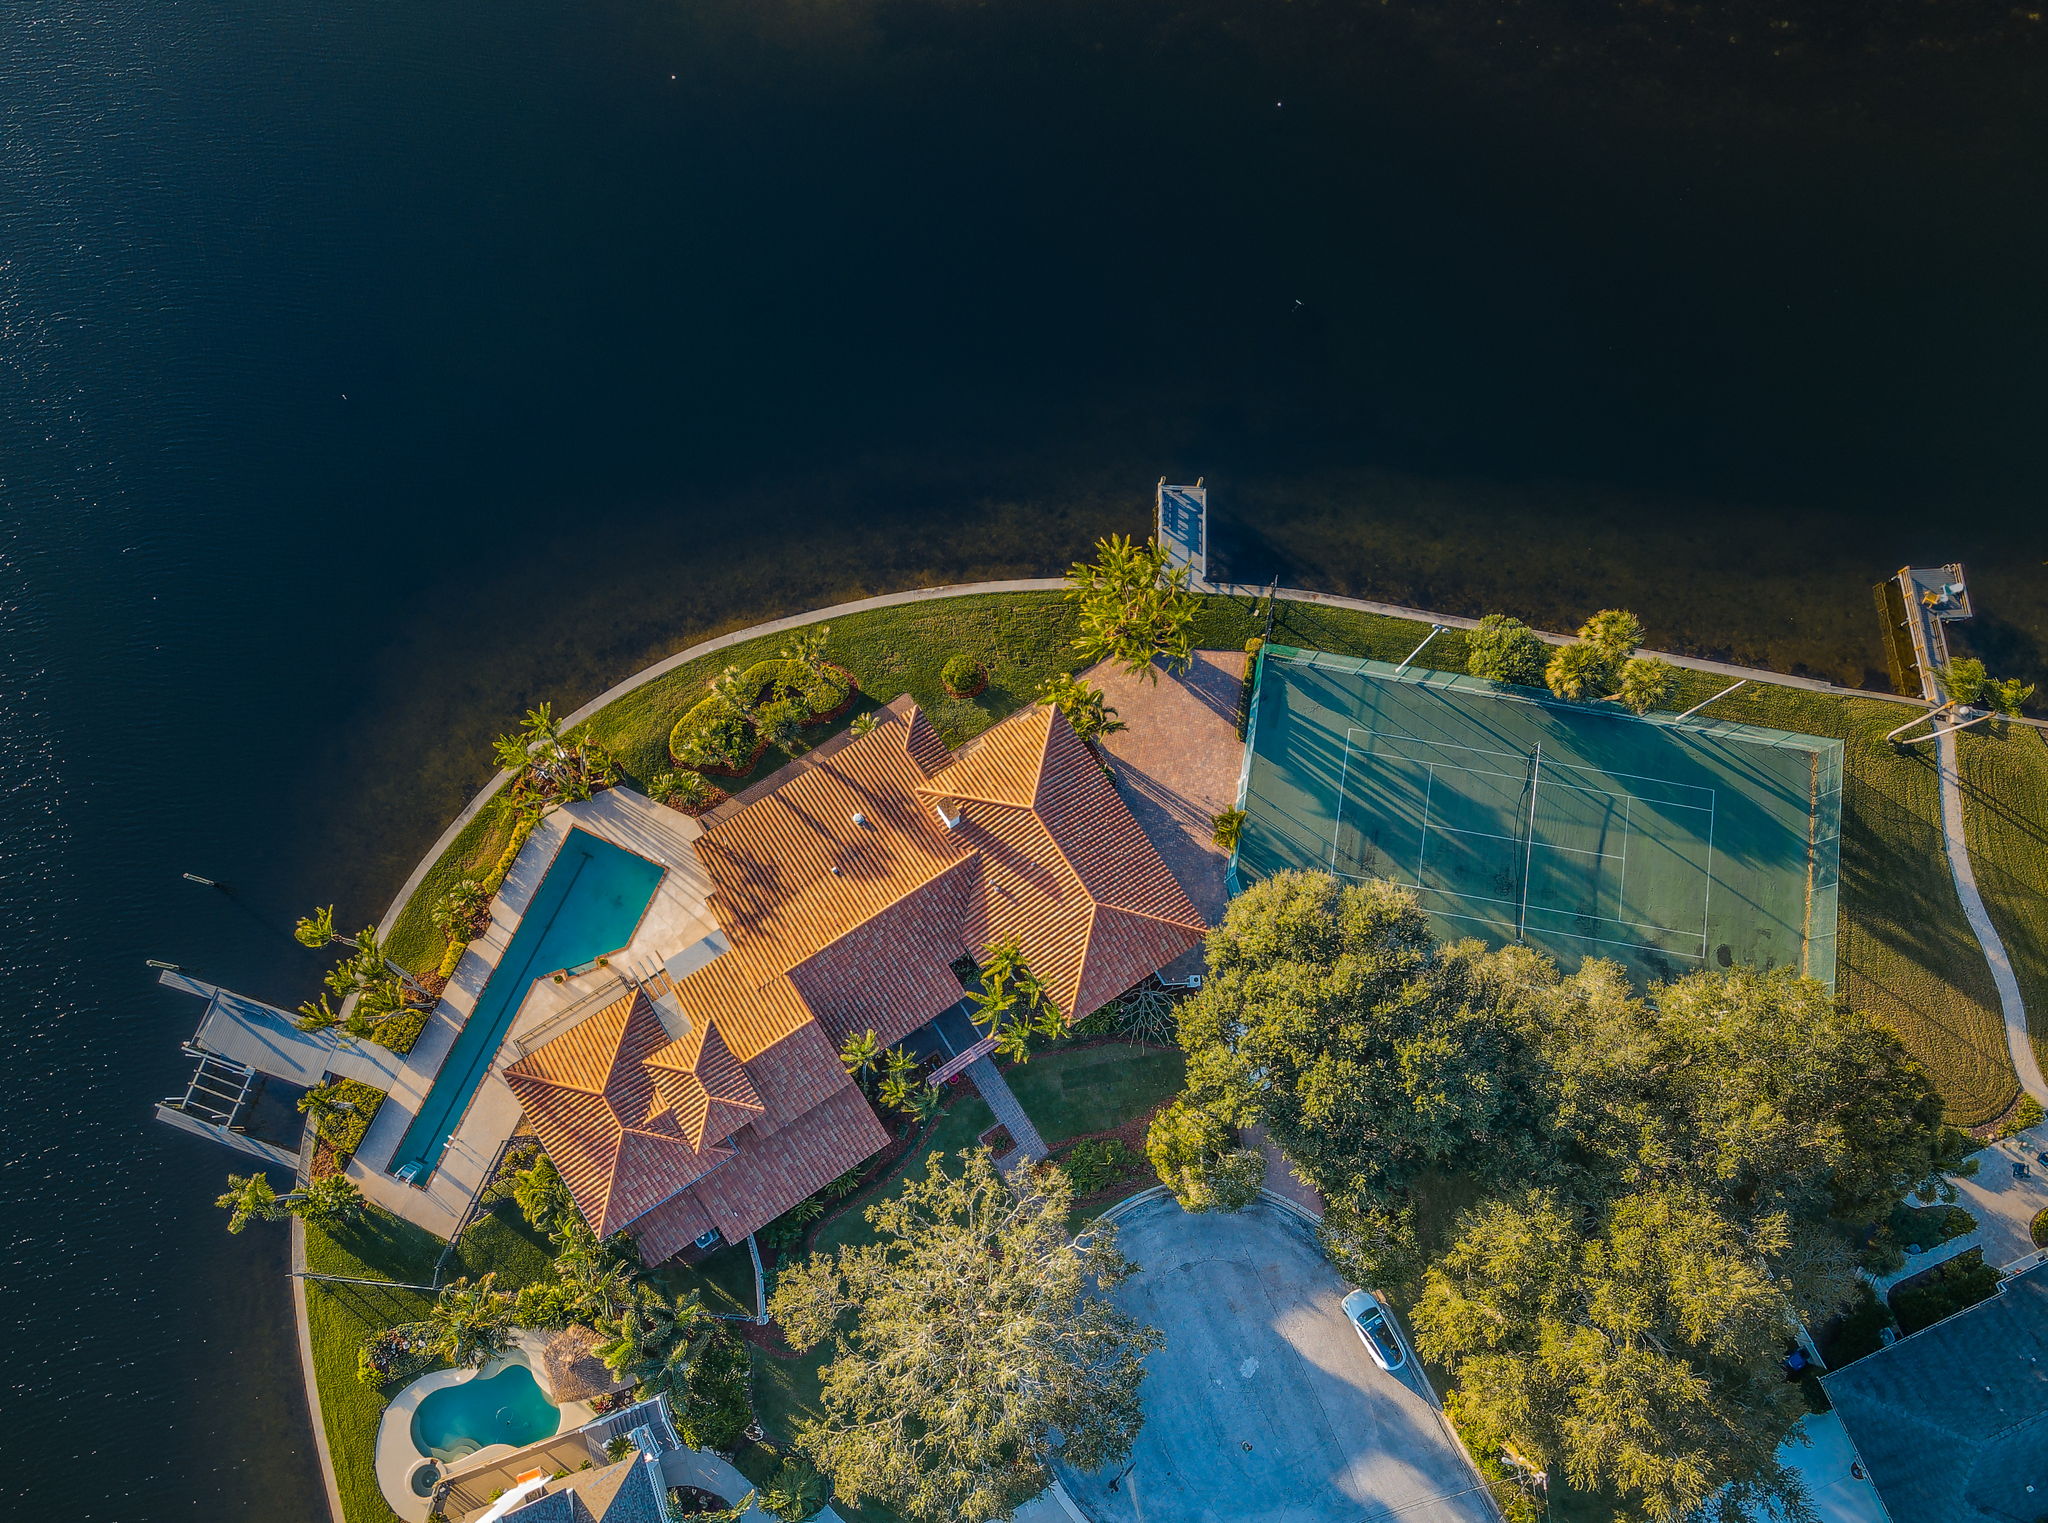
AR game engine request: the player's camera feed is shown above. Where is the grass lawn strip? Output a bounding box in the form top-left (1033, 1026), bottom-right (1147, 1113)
top-left (1955, 723), bottom-right (2048, 1093)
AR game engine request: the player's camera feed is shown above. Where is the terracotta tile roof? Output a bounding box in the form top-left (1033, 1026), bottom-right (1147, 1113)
top-left (630, 1085), bottom-right (889, 1262)
top-left (503, 700), bottom-right (1206, 1261)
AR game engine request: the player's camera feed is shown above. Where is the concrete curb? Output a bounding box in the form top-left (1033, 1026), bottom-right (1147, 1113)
top-left (291, 1214), bottom-right (346, 1523)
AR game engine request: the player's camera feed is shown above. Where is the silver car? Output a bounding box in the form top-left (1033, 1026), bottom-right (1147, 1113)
top-left (1341, 1288), bottom-right (1407, 1371)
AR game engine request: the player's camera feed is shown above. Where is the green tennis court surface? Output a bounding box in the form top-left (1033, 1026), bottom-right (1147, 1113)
top-left (1233, 647), bottom-right (1843, 988)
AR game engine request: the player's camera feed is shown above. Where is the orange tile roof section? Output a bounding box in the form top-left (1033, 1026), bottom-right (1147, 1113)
top-left (502, 699), bottom-right (1207, 1257)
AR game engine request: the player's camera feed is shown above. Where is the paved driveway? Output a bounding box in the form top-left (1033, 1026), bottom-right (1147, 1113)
top-left (1056, 1196), bottom-right (1497, 1523)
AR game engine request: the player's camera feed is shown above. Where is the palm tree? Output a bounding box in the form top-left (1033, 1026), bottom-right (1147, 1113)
top-left (1607, 656), bottom-right (1679, 715)
top-left (903, 1085), bottom-right (943, 1125)
top-left (780, 625), bottom-right (832, 682)
top-left (429, 1274), bottom-right (512, 1366)
top-left (967, 938), bottom-right (1062, 1063)
top-left (596, 1288), bottom-right (681, 1382)
top-left (296, 1080), bottom-right (359, 1133)
top-left (553, 1238), bottom-right (636, 1324)
top-left (1037, 672), bottom-right (1127, 748)
top-left (295, 994), bottom-right (342, 1034)
top-left (878, 1074), bottom-right (914, 1113)
top-left (216, 1173), bottom-right (285, 1234)
top-left (286, 1173), bottom-right (366, 1229)
top-left (1065, 535), bottom-right (1198, 681)
top-left (839, 1029), bottom-right (882, 1086)
top-left (1544, 641), bottom-right (1610, 702)
top-left (293, 904), bottom-right (358, 951)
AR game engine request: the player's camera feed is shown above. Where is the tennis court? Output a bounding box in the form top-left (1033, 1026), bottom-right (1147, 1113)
top-left (1233, 647), bottom-right (1842, 988)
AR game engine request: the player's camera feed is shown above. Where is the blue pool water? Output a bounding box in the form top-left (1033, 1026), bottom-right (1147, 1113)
top-left (389, 829), bottom-right (664, 1180)
top-left (410, 1360), bottom-right (560, 1463)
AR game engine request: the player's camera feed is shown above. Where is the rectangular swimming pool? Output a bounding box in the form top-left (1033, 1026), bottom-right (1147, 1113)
top-left (388, 828), bottom-right (664, 1182)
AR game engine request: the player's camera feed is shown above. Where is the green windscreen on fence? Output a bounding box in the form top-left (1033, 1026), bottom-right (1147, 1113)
top-left (1231, 647), bottom-right (1844, 990)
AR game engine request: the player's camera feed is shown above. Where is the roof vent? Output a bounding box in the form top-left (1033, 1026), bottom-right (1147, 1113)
top-left (852, 811), bottom-right (868, 826)
top-left (829, 864), bottom-right (841, 875)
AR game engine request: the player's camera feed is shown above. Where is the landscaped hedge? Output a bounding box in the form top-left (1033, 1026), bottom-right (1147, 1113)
top-left (356, 1320), bottom-right (441, 1388)
top-left (668, 660), bottom-right (853, 772)
top-left (317, 1080), bottom-right (388, 1164)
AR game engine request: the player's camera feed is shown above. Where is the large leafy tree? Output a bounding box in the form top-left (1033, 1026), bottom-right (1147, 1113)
top-left (770, 1149), bottom-right (1162, 1523)
top-left (1177, 870), bottom-right (1540, 1207)
top-left (1143, 1097), bottom-right (1264, 1212)
top-left (1412, 1187), bottom-right (1814, 1523)
top-left (1064, 534), bottom-right (1199, 681)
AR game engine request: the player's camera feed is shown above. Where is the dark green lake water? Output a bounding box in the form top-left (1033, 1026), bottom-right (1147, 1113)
top-left (2, 1), bottom-right (2044, 1516)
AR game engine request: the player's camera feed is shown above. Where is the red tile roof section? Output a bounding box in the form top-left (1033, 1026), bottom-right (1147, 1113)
top-left (504, 700), bottom-right (1206, 1259)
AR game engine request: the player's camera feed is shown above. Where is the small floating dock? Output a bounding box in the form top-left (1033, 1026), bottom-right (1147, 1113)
top-left (1157, 478), bottom-right (1209, 586)
top-left (1887, 562), bottom-right (1973, 703)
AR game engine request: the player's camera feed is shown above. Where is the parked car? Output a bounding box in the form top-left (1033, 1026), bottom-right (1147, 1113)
top-left (1341, 1289), bottom-right (1407, 1371)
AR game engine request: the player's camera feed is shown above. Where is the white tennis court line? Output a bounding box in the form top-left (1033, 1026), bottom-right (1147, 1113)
top-left (1335, 726), bottom-right (1715, 961)
top-left (1345, 725), bottom-right (1717, 810)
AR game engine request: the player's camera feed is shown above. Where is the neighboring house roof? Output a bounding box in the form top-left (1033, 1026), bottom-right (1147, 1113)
top-left (504, 700), bottom-right (1206, 1260)
top-left (1821, 1258), bottom-right (2048, 1523)
top-left (502, 1452), bottom-right (665, 1523)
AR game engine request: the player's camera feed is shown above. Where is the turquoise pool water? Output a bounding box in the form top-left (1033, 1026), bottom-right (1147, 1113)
top-left (389, 828), bottom-right (664, 1181)
top-left (410, 1360), bottom-right (560, 1462)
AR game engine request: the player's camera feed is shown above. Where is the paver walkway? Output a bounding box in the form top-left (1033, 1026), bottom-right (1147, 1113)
top-left (967, 1054), bottom-right (1047, 1168)
top-left (1088, 651), bottom-right (1247, 956)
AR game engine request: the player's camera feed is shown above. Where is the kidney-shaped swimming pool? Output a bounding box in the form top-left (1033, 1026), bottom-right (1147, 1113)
top-left (410, 1358), bottom-right (562, 1463)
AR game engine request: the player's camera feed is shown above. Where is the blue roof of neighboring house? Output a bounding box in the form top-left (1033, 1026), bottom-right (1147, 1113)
top-left (503, 1452), bottom-right (667, 1523)
top-left (1821, 1258), bottom-right (2048, 1523)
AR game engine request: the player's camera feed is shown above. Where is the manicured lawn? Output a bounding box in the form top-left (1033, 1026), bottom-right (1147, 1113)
top-left (1003, 1041), bottom-right (1186, 1142)
top-left (302, 1201), bottom-right (558, 1523)
top-left (1955, 722), bottom-right (2048, 1094)
top-left (647, 1239), bottom-right (760, 1319)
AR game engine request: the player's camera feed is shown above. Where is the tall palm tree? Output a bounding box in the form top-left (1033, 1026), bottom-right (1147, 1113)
top-left (1037, 672), bottom-right (1127, 749)
top-left (293, 904), bottom-right (359, 951)
top-left (285, 1173), bottom-right (366, 1228)
top-left (296, 1080), bottom-right (359, 1132)
top-left (780, 625), bottom-right (832, 682)
top-left (429, 1274), bottom-right (512, 1366)
top-left (215, 1173), bottom-right (285, 1234)
top-left (596, 1289), bottom-right (680, 1382)
top-left (839, 1029), bottom-right (882, 1086)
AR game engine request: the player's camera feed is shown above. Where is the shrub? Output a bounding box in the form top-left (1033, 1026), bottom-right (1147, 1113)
top-left (1211, 808), bottom-right (1245, 851)
top-left (357, 1321), bottom-right (441, 1387)
top-left (314, 1079), bottom-right (388, 1162)
top-left (1059, 1138), bottom-right (1139, 1193)
top-left (2033, 1208), bottom-right (2048, 1249)
top-left (1819, 1283), bottom-right (1896, 1368)
top-left (374, 1004), bottom-right (430, 1057)
top-left (1891, 1247), bottom-right (2001, 1335)
top-left (673, 1333), bottom-right (753, 1453)
top-left (669, 697), bottom-right (758, 773)
top-left (432, 877), bottom-right (492, 939)
top-left (1146, 1098), bottom-right (1264, 1212)
top-left (940, 654), bottom-right (986, 698)
top-left (649, 770), bottom-right (723, 813)
top-left (1465, 614), bottom-right (1548, 687)
top-left (847, 712), bottom-right (878, 737)
top-left (1995, 1094), bottom-right (2045, 1139)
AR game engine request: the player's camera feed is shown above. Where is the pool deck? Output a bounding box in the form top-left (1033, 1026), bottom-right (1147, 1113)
top-left (348, 787), bottom-right (720, 1236)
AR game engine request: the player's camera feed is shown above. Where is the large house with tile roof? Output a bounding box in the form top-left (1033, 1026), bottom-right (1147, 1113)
top-left (502, 698), bottom-right (1207, 1263)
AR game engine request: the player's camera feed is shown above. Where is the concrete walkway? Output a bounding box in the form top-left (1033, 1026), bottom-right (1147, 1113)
top-left (657, 1448), bottom-right (847, 1521)
top-left (1934, 724), bottom-right (2046, 1103)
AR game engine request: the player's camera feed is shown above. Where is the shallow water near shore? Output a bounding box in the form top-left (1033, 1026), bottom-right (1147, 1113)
top-left (2, 1), bottom-right (2045, 1518)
